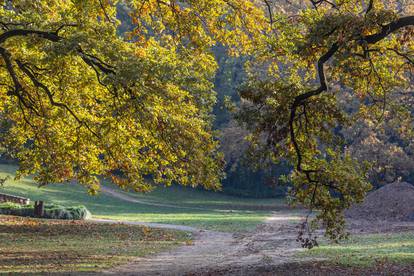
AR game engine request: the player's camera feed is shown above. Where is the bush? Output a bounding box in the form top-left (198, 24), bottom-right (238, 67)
top-left (43, 203), bottom-right (91, 220)
top-left (0, 202), bottom-right (34, 217)
top-left (0, 202), bottom-right (91, 220)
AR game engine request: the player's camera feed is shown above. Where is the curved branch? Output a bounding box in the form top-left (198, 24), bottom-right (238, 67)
top-left (288, 15), bottom-right (414, 173)
top-left (263, 0), bottom-right (274, 26)
top-left (365, 0), bottom-right (374, 16)
top-left (0, 29), bottom-right (61, 44)
top-left (0, 28), bottom-right (115, 76)
top-left (289, 43), bottom-right (339, 172)
top-left (15, 60), bottom-right (100, 138)
top-left (364, 16), bottom-right (414, 44)
top-left (98, 0), bottom-right (116, 24)
top-left (0, 29), bottom-right (110, 138)
top-left (78, 47), bottom-right (116, 75)
top-left (0, 46), bottom-right (40, 115)
top-left (310, 0), bottom-right (337, 9)
top-left (16, 60), bottom-right (83, 124)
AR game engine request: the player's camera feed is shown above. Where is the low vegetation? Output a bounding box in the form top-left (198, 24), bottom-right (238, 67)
top-left (301, 232), bottom-right (414, 267)
top-left (0, 215), bottom-right (190, 273)
top-left (0, 202), bottom-right (90, 220)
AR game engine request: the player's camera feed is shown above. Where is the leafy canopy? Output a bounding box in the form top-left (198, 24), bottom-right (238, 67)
top-left (0, 0), bottom-right (265, 192)
top-left (238, 0), bottom-right (414, 244)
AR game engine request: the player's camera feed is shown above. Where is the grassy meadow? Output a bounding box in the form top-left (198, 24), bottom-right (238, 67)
top-left (0, 164), bottom-right (282, 232)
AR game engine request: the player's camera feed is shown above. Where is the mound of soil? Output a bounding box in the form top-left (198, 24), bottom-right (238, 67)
top-left (346, 182), bottom-right (414, 221)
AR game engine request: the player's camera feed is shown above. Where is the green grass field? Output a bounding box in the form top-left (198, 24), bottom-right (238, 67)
top-left (107, 182), bottom-right (281, 210)
top-left (301, 232), bottom-right (414, 267)
top-left (0, 164), bottom-right (281, 232)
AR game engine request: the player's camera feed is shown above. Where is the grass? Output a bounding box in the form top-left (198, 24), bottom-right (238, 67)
top-left (0, 215), bottom-right (190, 273)
top-left (110, 183), bottom-right (282, 210)
top-left (300, 232), bottom-right (414, 267)
top-left (0, 164), bottom-right (282, 232)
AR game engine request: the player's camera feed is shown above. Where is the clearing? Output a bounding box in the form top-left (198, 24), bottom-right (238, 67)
top-left (1, 165), bottom-right (414, 275)
top-left (0, 164), bottom-right (280, 232)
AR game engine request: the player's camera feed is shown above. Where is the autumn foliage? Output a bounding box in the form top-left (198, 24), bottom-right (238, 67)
top-left (0, 1), bottom-right (413, 241)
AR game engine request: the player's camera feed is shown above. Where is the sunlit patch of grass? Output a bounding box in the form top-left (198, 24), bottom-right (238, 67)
top-left (300, 232), bottom-right (414, 267)
top-left (99, 211), bottom-right (269, 232)
top-left (0, 215), bottom-right (190, 273)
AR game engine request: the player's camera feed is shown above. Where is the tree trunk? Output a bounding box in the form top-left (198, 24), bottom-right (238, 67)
top-left (34, 201), bottom-right (44, 218)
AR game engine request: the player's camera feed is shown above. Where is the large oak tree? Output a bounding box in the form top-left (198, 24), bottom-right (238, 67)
top-left (0, 0), bottom-right (264, 192)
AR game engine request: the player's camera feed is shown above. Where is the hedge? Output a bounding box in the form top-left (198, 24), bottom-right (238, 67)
top-left (0, 202), bottom-right (91, 220)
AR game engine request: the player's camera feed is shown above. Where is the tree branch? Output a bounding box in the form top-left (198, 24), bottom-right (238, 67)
top-left (15, 60), bottom-right (100, 138)
top-left (0, 28), bottom-right (109, 138)
top-left (98, 0), bottom-right (116, 24)
top-left (363, 16), bottom-right (414, 44)
top-left (0, 29), bottom-right (61, 44)
top-left (0, 46), bottom-right (40, 115)
top-left (0, 28), bottom-right (115, 76)
top-left (288, 14), bottom-right (414, 173)
top-left (289, 43), bottom-right (339, 172)
top-left (365, 0), bottom-right (374, 16)
top-left (263, 0), bottom-right (274, 26)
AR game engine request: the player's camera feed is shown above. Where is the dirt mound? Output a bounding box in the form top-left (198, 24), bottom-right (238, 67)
top-left (346, 182), bottom-right (414, 221)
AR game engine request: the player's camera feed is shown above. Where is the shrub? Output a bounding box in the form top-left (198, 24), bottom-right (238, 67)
top-left (0, 202), bottom-right (91, 220)
top-left (0, 202), bottom-right (33, 217)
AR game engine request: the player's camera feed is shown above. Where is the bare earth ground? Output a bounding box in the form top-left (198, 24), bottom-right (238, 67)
top-left (97, 187), bottom-right (414, 276)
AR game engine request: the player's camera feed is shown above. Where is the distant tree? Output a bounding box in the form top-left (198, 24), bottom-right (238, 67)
top-left (237, 0), bottom-right (414, 244)
top-left (342, 93), bottom-right (414, 186)
top-left (219, 120), bottom-right (290, 198)
top-left (0, 0), bottom-right (266, 192)
top-left (212, 46), bottom-right (245, 129)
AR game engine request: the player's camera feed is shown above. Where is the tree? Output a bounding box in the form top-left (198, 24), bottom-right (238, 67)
top-left (0, 0), bottom-right (266, 192)
top-left (341, 91), bottom-right (414, 186)
top-left (237, 0), bottom-right (414, 245)
top-left (212, 46), bottom-right (286, 198)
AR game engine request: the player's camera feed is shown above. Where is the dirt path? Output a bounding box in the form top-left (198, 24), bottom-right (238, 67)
top-left (101, 210), bottom-right (306, 276)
